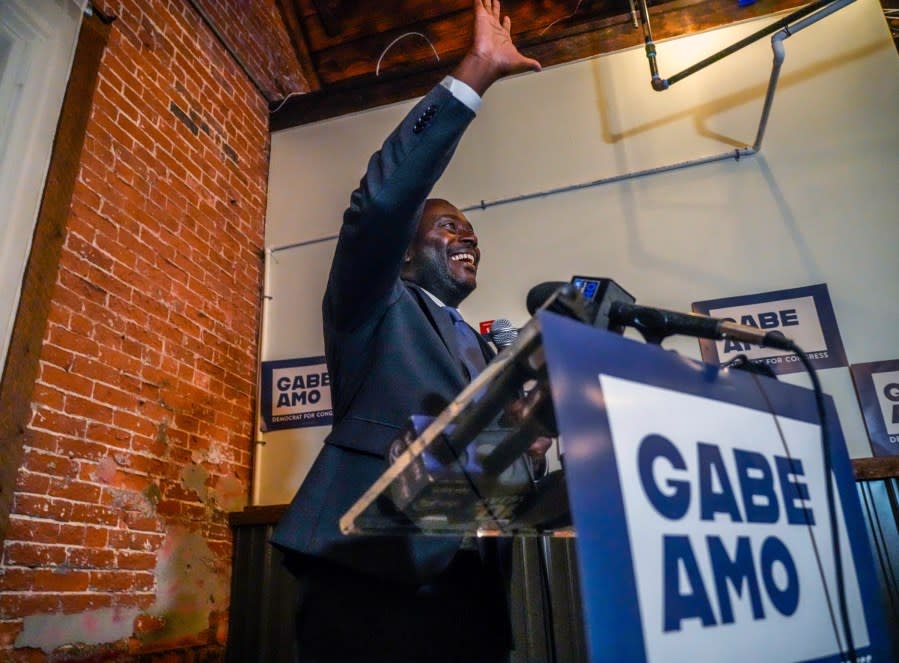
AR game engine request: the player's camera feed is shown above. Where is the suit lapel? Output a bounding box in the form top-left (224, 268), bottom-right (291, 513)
top-left (405, 283), bottom-right (463, 371)
top-left (405, 282), bottom-right (495, 374)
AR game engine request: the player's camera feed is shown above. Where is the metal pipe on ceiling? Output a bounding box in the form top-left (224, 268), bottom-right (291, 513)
top-left (637, 0), bottom-right (856, 91)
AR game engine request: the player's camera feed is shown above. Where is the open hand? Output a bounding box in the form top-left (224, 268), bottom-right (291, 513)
top-left (453, 0), bottom-right (542, 95)
top-left (472, 0), bottom-right (541, 77)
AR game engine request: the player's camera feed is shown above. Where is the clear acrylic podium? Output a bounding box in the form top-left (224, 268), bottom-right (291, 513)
top-left (339, 307), bottom-right (571, 539)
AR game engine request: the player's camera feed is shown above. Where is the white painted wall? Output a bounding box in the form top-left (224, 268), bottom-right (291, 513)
top-left (0, 0), bottom-right (85, 371)
top-left (256, 0), bottom-right (899, 505)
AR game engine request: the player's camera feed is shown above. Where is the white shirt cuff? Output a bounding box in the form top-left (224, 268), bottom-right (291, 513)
top-left (440, 76), bottom-right (482, 114)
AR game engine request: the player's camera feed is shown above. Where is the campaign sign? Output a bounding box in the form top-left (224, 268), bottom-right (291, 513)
top-left (692, 284), bottom-right (847, 375)
top-left (539, 311), bottom-right (888, 663)
top-left (260, 356), bottom-right (333, 431)
top-left (850, 359), bottom-right (899, 456)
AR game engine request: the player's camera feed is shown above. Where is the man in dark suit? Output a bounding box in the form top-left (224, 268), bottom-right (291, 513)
top-left (272, 2), bottom-right (543, 661)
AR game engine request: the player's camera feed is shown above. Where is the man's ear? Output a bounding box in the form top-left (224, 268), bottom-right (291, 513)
top-left (400, 250), bottom-right (413, 280)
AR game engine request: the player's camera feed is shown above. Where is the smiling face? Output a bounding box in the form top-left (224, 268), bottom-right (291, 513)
top-left (402, 198), bottom-right (480, 307)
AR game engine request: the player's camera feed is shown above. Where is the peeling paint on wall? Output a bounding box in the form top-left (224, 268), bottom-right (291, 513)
top-left (95, 456), bottom-right (118, 484)
top-left (180, 464), bottom-right (208, 502)
top-left (15, 607), bottom-right (141, 653)
top-left (141, 526), bottom-right (228, 644)
top-left (143, 482), bottom-right (162, 507)
top-left (195, 445), bottom-right (225, 466)
top-left (213, 474), bottom-right (246, 512)
top-left (107, 486), bottom-right (157, 515)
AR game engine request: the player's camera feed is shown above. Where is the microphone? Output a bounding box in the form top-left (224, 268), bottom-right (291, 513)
top-left (528, 276), bottom-right (796, 351)
top-left (526, 282), bottom-right (567, 316)
top-left (488, 318), bottom-right (518, 349)
top-left (608, 301), bottom-right (796, 351)
top-left (527, 278), bottom-right (634, 334)
top-left (525, 282), bottom-right (592, 324)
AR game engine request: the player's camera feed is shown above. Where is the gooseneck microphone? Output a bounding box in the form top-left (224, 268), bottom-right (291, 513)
top-left (526, 277), bottom-right (796, 351)
top-left (607, 301), bottom-right (796, 351)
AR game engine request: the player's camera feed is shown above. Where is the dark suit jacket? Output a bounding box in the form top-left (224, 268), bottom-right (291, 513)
top-left (271, 83), bottom-right (494, 585)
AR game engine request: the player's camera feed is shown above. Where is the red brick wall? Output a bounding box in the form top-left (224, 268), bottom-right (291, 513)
top-left (192, 0), bottom-right (309, 100)
top-left (0, 0), bottom-right (268, 659)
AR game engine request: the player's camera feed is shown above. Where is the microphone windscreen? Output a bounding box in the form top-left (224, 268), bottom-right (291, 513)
top-left (526, 281), bottom-right (568, 315)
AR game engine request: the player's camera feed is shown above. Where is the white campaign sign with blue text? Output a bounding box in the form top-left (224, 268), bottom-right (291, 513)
top-left (871, 370), bottom-right (899, 438)
top-left (271, 363), bottom-right (332, 419)
top-left (601, 375), bottom-right (868, 662)
top-left (708, 295), bottom-right (825, 361)
top-left (260, 357), bottom-right (334, 431)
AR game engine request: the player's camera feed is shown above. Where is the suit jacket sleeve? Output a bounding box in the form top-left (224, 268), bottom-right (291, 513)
top-left (324, 84), bottom-right (477, 333)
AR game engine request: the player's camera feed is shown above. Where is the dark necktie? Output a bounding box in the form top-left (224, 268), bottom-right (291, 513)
top-left (445, 307), bottom-right (486, 380)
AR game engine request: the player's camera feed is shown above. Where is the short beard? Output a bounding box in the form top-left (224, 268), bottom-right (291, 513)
top-left (405, 249), bottom-right (475, 307)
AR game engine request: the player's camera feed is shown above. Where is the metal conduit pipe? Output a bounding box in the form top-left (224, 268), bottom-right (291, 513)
top-left (458, 148), bottom-right (756, 214)
top-left (636, 0), bottom-right (662, 85)
top-left (627, 0), bottom-right (640, 29)
top-left (751, 31), bottom-right (789, 152)
top-left (753, 0), bottom-right (858, 150)
top-left (638, 0), bottom-right (853, 91)
top-left (267, 0), bottom-right (860, 253)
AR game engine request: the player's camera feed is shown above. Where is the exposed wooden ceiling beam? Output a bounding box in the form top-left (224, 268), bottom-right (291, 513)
top-left (271, 0), bottom-right (809, 130)
top-left (275, 0), bottom-right (323, 91)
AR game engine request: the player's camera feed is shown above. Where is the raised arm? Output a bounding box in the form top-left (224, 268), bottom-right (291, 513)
top-left (325, 0), bottom-right (541, 331)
